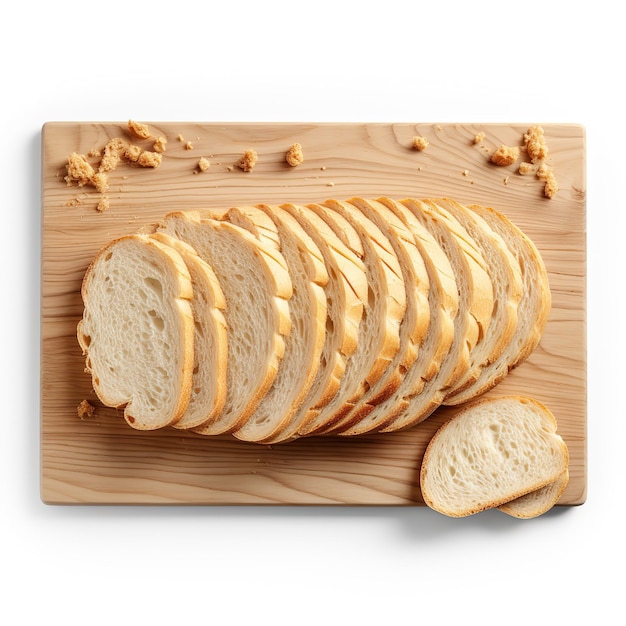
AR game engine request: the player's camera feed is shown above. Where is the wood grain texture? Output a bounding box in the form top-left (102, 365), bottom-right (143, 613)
top-left (41, 122), bottom-right (586, 506)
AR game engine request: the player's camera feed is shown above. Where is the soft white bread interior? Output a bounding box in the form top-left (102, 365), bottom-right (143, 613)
top-left (156, 212), bottom-right (292, 435)
top-left (149, 232), bottom-right (228, 430)
top-left (498, 468), bottom-right (569, 519)
top-left (77, 234), bottom-right (195, 430)
top-left (420, 396), bottom-right (569, 517)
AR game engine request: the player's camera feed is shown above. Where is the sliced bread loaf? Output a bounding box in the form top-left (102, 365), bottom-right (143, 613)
top-left (156, 212), bottom-right (292, 435)
top-left (372, 198), bottom-right (494, 433)
top-left (77, 234), bottom-right (195, 430)
top-left (430, 198), bottom-right (524, 404)
top-left (149, 232), bottom-right (228, 430)
top-left (446, 204), bottom-right (551, 405)
top-left (324, 196), bottom-right (431, 435)
top-left (420, 396), bottom-right (569, 517)
top-left (206, 204), bottom-right (329, 443)
top-left (334, 196), bottom-right (459, 435)
top-left (260, 203), bottom-right (369, 443)
top-left (299, 199), bottom-right (407, 435)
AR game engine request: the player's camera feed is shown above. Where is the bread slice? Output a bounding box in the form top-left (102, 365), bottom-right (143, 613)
top-left (324, 197), bottom-right (431, 435)
top-left (77, 234), bottom-right (195, 430)
top-left (498, 469), bottom-right (569, 519)
top-left (148, 232), bottom-right (228, 430)
top-left (201, 204), bottom-right (329, 443)
top-left (261, 203), bottom-right (368, 443)
top-left (372, 198), bottom-right (494, 433)
top-left (430, 198), bottom-right (524, 404)
top-left (298, 199), bottom-right (407, 435)
top-left (333, 196), bottom-right (459, 435)
top-left (156, 212), bottom-right (292, 435)
top-left (446, 204), bottom-right (551, 405)
top-left (420, 396), bottom-right (569, 517)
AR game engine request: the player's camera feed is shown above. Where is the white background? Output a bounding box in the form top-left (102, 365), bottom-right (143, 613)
top-left (3, 1), bottom-right (623, 624)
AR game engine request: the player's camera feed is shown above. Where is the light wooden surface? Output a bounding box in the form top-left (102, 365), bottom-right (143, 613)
top-left (41, 122), bottom-right (586, 506)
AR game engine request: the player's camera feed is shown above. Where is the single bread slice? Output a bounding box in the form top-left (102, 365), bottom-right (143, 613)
top-left (498, 469), bottom-right (569, 519)
top-left (334, 196), bottom-right (459, 435)
top-left (260, 203), bottom-right (368, 443)
top-left (326, 197), bottom-right (431, 435)
top-left (447, 204), bottom-right (551, 405)
top-left (202, 204), bottom-right (329, 443)
top-left (149, 232), bottom-right (228, 430)
top-left (299, 199), bottom-right (407, 435)
top-left (430, 198), bottom-right (524, 404)
top-left (77, 234), bottom-right (195, 430)
top-left (420, 396), bottom-right (569, 517)
top-left (156, 212), bottom-right (292, 435)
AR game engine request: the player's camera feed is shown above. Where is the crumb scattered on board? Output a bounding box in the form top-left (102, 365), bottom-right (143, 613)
top-left (64, 123), bottom-right (163, 211)
top-left (153, 136), bottom-right (167, 153)
top-left (473, 132), bottom-right (485, 144)
top-left (127, 119), bottom-right (151, 140)
top-left (237, 149), bottom-right (258, 172)
top-left (490, 144), bottom-right (520, 167)
top-left (197, 157), bottom-right (211, 172)
top-left (185, 141), bottom-right (194, 151)
top-left (285, 143), bottom-right (304, 166)
top-left (77, 399), bottom-right (96, 420)
top-left (522, 125), bottom-right (558, 198)
top-left (411, 136), bottom-right (429, 151)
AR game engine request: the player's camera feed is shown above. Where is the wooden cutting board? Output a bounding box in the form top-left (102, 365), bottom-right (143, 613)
top-left (41, 121), bottom-right (586, 506)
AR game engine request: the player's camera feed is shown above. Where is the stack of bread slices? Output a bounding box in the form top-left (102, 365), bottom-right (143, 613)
top-left (77, 197), bottom-right (552, 444)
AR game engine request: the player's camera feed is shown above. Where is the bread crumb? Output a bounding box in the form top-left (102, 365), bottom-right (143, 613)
top-left (137, 151), bottom-right (162, 168)
top-left (197, 157), bottom-right (211, 172)
top-left (523, 126), bottom-right (558, 198)
top-left (503, 176), bottom-right (509, 185)
top-left (537, 163), bottom-right (559, 198)
top-left (153, 136), bottom-right (167, 154)
top-left (285, 143), bottom-right (304, 166)
top-left (473, 132), bottom-right (485, 144)
top-left (100, 138), bottom-right (128, 173)
top-left (327, 181), bottom-right (335, 187)
top-left (237, 149), bottom-right (258, 172)
top-left (490, 145), bottom-right (520, 167)
top-left (88, 148), bottom-right (102, 158)
top-left (518, 161), bottom-right (537, 175)
top-left (91, 171), bottom-right (109, 193)
top-left (77, 399), bottom-right (96, 419)
top-left (96, 196), bottom-right (110, 212)
top-left (320, 166), bottom-right (326, 171)
top-left (523, 125), bottom-right (548, 163)
top-left (184, 141), bottom-right (194, 151)
top-left (65, 153), bottom-right (95, 187)
top-left (124, 144), bottom-right (143, 163)
top-left (411, 136), bottom-right (429, 151)
top-left (127, 120), bottom-right (151, 140)
top-left (462, 169), bottom-right (470, 177)
top-left (177, 134), bottom-right (184, 142)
